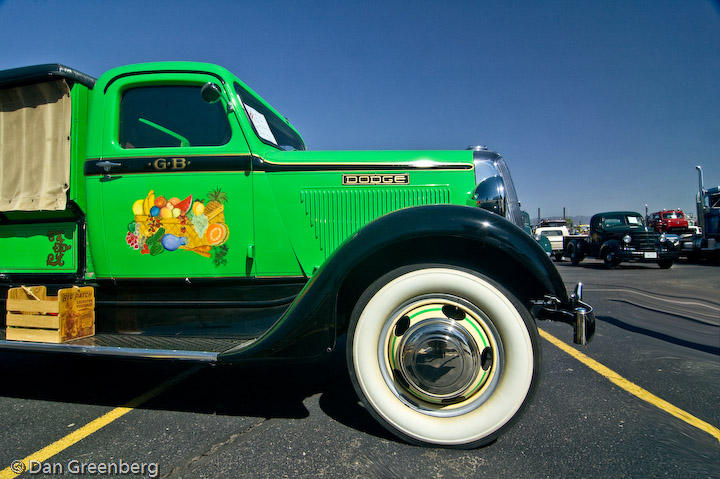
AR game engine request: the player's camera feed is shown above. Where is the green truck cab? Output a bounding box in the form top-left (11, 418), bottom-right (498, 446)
top-left (0, 62), bottom-right (594, 447)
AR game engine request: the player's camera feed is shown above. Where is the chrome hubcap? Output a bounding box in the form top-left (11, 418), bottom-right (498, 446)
top-left (398, 319), bottom-right (479, 400)
top-left (379, 294), bottom-right (503, 416)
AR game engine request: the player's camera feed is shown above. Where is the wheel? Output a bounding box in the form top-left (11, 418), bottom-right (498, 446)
top-left (657, 259), bottom-right (673, 269)
top-left (554, 252), bottom-right (563, 262)
top-left (347, 264), bottom-right (540, 448)
top-left (568, 244), bottom-right (582, 265)
top-left (601, 245), bottom-right (620, 268)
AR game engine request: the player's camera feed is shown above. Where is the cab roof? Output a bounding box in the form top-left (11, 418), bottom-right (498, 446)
top-left (95, 61), bottom-right (304, 144)
top-left (95, 61), bottom-right (233, 90)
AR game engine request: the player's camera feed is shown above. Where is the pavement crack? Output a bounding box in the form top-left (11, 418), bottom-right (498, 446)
top-left (162, 418), bottom-right (267, 478)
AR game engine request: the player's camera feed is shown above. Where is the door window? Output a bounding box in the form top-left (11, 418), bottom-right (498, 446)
top-left (119, 85), bottom-right (231, 149)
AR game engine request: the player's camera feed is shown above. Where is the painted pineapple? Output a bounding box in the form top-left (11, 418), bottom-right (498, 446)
top-left (205, 187), bottom-right (228, 222)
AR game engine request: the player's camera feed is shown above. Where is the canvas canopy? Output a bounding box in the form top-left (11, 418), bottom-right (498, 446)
top-left (0, 79), bottom-right (71, 211)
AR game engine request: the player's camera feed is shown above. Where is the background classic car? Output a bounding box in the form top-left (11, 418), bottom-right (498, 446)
top-left (564, 211), bottom-right (679, 269)
top-left (534, 226), bottom-right (570, 262)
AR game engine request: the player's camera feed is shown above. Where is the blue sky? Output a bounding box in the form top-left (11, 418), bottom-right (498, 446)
top-left (1, 0), bottom-right (718, 218)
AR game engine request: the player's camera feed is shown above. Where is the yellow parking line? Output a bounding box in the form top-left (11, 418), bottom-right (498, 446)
top-left (539, 328), bottom-right (720, 444)
top-left (0, 367), bottom-right (200, 479)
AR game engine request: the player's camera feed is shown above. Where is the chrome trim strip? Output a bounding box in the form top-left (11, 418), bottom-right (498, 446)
top-left (0, 340), bottom-right (219, 361)
top-left (253, 156), bottom-right (473, 172)
top-left (85, 155), bottom-right (473, 175)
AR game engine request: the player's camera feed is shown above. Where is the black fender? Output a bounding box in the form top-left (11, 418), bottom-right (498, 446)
top-left (219, 205), bottom-right (569, 363)
top-left (567, 239), bottom-right (586, 264)
top-left (600, 239), bottom-right (621, 255)
top-left (568, 238), bottom-right (586, 254)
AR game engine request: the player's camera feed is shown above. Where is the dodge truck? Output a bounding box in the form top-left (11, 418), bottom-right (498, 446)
top-left (0, 62), bottom-right (594, 448)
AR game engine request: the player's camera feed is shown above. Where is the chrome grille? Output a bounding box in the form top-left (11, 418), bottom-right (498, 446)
top-left (629, 231), bottom-right (657, 251)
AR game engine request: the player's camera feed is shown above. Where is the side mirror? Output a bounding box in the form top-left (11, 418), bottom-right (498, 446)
top-left (201, 82), bottom-right (222, 104)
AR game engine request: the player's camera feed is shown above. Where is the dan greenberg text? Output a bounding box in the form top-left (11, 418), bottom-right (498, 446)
top-left (28, 459), bottom-right (158, 477)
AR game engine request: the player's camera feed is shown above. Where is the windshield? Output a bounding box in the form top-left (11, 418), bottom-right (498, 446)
top-left (540, 230), bottom-right (564, 237)
top-left (234, 82), bottom-right (306, 151)
top-left (602, 215), bottom-right (644, 228)
top-left (663, 211), bottom-right (684, 219)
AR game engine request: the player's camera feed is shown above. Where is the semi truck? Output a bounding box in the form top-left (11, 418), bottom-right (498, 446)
top-left (680, 166), bottom-right (720, 259)
top-left (0, 62), bottom-right (594, 448)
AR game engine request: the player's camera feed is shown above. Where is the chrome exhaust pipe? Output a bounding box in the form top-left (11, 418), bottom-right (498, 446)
top-left (571, 282), bottom-right (594, 345)
top-left (696, 165), bottom-right (705, 192)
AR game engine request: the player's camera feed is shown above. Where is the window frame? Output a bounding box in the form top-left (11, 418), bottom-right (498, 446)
top-left (100, 72), bottom-right (250, 160)
top-left (118, 83), bottom-right (232, 150)
top-left (233, 81), bottom-right (305, 152)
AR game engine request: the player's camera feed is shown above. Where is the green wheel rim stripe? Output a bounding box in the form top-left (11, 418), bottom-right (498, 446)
top-left (408, 307), bottom-right (442, 319)
top-left (464, 316), bottom-right (488, 347)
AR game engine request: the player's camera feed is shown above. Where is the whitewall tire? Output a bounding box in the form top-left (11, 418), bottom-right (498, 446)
top-left (347, 265), bottom-right (539, 448)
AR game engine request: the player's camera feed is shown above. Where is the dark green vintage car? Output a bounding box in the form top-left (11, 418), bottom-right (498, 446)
top-left (565, 211), bottom-right (679, 268)
top-left (0, 62), bottom-right (594, 447)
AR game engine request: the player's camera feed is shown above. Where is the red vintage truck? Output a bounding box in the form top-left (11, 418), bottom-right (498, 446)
top-left (648, 210), bottom-right (689, 234)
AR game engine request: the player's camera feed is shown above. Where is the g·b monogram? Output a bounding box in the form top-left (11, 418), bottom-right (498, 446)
top-left (152, 158), bottom-right (188, 171)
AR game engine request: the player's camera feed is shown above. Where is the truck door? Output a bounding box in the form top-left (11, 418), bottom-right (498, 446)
top-left (85, 73), bottom-right (254, 279)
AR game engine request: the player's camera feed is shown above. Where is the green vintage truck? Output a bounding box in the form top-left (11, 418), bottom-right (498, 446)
top-left (0, 62), bottom-right (594, 448)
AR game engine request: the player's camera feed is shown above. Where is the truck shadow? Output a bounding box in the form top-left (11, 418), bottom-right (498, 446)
top-left (0, 351), bottom-right (398, 442)
top-left (317, 371), bottom-right (398, 442)
top-left (597, 315), bottom-right (720, 356)
top-left (559, 262), bottom-right (662, 270)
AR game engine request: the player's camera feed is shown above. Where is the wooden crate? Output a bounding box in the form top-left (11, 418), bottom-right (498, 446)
top-left (6, 285), bottom-right (95, 343)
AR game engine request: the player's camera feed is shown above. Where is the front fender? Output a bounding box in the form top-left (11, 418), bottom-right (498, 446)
top-left (326, 205), bottom-right (570, 302)
top-left (601, 239), bottom-right (621, 253)
top-left (537, 235), bottom-right (553, 254)
top-left (219, 205), bottom-right (570, 363)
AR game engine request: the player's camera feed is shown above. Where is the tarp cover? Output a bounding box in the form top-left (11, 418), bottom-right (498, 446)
top-left (0, 80), bottom-right (71, 211)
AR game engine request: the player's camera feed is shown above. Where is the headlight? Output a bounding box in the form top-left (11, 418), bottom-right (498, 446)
top-left (659, 233), bottom-right (667, 243)
top-left (623, 235), bottom-right (632, 244)
top-left (470, 148), bottom-right (522, 227)
top-left (473, 175), bottom-right (505, 216)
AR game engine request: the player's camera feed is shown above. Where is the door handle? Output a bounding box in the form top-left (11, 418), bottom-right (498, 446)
top-left (96, 160), bottom-right (122, 182)
top-left (96, 160), bottom-right (121, 172)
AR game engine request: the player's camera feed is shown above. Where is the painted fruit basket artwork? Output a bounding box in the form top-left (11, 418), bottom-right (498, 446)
top-left (126, 188), bottom-right (230, 266)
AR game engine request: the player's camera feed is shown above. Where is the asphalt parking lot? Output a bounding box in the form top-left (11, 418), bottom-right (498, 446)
top-left (1, 259), bottom-right (718, 479)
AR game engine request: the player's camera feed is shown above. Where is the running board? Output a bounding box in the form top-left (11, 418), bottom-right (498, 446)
top-left (0, 332), bottom-right (255, 361)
